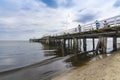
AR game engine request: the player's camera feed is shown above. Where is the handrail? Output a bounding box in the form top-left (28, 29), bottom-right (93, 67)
top-left (45, 15), bottom-right (120, 37)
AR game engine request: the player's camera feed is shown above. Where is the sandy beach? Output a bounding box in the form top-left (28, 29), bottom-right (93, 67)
top-left (52, 50), bottom-right (120, 80)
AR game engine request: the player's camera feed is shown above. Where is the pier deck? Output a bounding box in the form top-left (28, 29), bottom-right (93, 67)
top-left (30, 15), bottom-right (120, 54)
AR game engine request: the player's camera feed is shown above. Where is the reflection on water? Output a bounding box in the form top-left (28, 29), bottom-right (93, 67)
top-left (0, 40), bottom-right (119, 80)
top-left (0, 41), bottom-right (53, 72)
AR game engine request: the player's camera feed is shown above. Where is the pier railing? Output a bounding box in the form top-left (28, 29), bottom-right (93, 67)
top-left (47, 15), bottom-right (120, 37)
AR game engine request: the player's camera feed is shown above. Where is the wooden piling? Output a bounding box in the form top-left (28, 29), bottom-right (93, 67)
top-left (73, 38), bottom-right (75, 50)
top-left (73, 38), bottom-right (78, 53)
top-left (70, 39), bottom-right (73, 49)
top-left (96, 37), bottom-right (101, 54)
top-left (102, 37), bottom-right (107, 54)
top-left (61, 39), bottom-right (66, 56)
top-left (113, 36), bottom-right (117, 51)
top-left (66, 39), bottom-right (70, 53)
top-left (93, 38), bottom-right (95, 51)
top-left (46, 37), bottom-right (50, 44)
top-left (96, 37), bottom-right (107, 54)
top-left (56, 39), bottom-right (59, 48)
top-left (79, 39), bottom-right (82, 52)
top-left (83, 38), bottom-right (87, 52)
top-left (68, 39), bottom-right (70, 49)
top-left (76, 38), bottom-right (78, 51)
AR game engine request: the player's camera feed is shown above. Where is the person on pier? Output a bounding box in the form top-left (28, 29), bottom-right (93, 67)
top-left (78, 24), bottom-right (81, 32)
top-left (74, 28), bottom-right (77, 32)
top-left (103, 20), bottom-right (110, 28)
top-left (95, 20), bottom-right (100, 29)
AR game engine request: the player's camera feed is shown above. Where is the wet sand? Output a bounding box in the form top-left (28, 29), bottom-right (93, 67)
top-left (52, 50), bottom-right (120, 80)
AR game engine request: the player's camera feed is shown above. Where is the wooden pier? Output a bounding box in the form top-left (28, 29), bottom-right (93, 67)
top-left (30, 15), bottom-right (120, 54)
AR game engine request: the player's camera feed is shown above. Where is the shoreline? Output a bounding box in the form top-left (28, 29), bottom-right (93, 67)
top-left (52, 50), bottom-right (120, 80)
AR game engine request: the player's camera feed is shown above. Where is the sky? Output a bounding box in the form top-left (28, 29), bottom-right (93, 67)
top-left (0, 0), bottom-right (120, 40)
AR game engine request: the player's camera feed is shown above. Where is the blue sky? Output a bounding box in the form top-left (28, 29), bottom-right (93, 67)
top-left (0, 0), bottom-right (120, 40)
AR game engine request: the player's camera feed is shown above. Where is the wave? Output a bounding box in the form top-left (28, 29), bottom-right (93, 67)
top-left (0, 56), bottom-right (64, 75)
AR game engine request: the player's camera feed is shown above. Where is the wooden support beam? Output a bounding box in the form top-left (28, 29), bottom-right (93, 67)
top-left (79, 39), bottom-right (82, 52)
top-left (96, 37), bottom-right (101, 54)
top-left (96, 37), bottom-right (107, 54)
top-left (68, 39), bottom-right (70, 49)
top-left (61, 39), bottom-right (66, 55)
top-left (92, 38), bottom-right (96, 55)
top-left (58, 39), bottom-right (61, 47)
top-left (73, 38), bottom-right (75, 49)
top-left (76, 38), bottom-right (78, 51)
top-left (73, 38), bottom-right (78, 53)
top-left (56, 39), bottom-right (60, 48)
top-left (83, 38), bottom-right (87, 52)
top-left (54, 39), bottom-right (56, 46)
top-left (113, 36), bottom-right (117, 51)
top-left (46, 37), bottom-right (50, 44)
top-left (67, 39), bottom-right (70, 53)
top-left (70, 39), bottom-right (73, 49)
top-left (102, 37), bottom-right (107, 54)
top-left (93, 38), bottom-right (95, 51)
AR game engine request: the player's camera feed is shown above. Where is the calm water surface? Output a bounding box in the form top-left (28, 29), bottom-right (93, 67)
top-left (0, 40), bottom-right (119, 80)
top-left (0, 41), bottom-right (53, 72)
top-left (0, 41), bottom-right (75, 80)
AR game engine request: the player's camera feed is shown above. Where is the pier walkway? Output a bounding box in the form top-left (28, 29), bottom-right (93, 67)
top-left (30, 15), bottom-right (120, 54)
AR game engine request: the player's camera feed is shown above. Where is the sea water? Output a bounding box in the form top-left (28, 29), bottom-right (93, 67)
top-left (0, 39), bottom-right (119, 80)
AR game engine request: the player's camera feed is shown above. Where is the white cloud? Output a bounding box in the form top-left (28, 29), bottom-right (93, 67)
top-left (0, 0), bottom-right (120, 40)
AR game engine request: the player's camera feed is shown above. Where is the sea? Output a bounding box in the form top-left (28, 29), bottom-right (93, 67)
top-left (0, 39), bottom-right (119, 80)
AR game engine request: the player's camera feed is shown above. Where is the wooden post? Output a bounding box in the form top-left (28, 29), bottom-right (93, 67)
top-left (59, 39), bottom-right (62, 48)
top-left (54, 38), bottom-right (56, 46)
top-left (93, 38), bottom-right (95, 51)
top-left (76, 38), bottom-right (78, 51)
top-left (52, 39), bottom-right (55, 46)
top-left (73, 38), bottom-right (78, 53)
top-left (96, 37), bottom-right (102, 54)
top-left (56, 39), bottom-right (59, 48)
top-left (113, 36), bottom-right (117, 51)
top-left (67, 39), bottom-right (69, 48)
top-left (79, 39), bottom-right (82, 52)
top-left (102, 37), bottom-right (107, 54)
top-left (58, 39), bottom-right (61, 47)
top-left (96, 37), bottom-right (107, 54)
top-left (46, 37), bottom-right (50, 44)
top-left (66, 39), bottom-right (70, 53)
top-left (61, 39), bottom-right (66, 56)
top-left (71, 39), bottom-right (73, 50)
top-left (73, 38), bottom-right (75, 50)
top-left (92, 38), bottom-right (96, 55)
top-left (54, 39), bottom-right (56, 46)
top-left (83, 38), bottom-right (87, 52)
